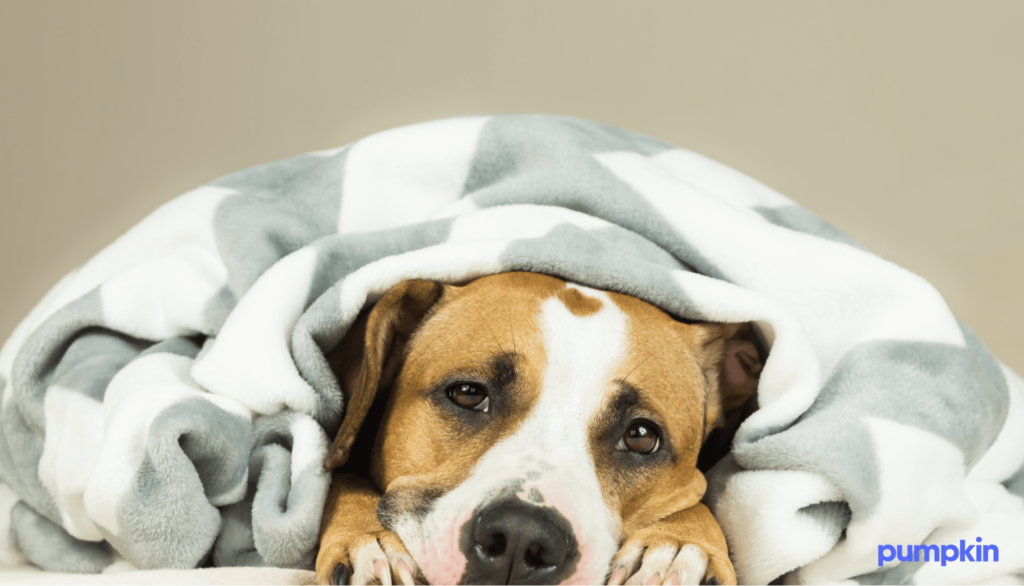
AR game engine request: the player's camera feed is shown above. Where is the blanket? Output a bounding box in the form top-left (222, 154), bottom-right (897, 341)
top-left (1, 114), bottom-right (1021, 584)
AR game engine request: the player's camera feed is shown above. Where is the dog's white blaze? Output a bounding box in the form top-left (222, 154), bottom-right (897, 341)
top-left (402, 284), bottom-right (625, 585)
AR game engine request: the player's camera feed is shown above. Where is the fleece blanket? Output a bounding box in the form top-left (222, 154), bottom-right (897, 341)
top-left (1, 115), bottom-right (1021, 584)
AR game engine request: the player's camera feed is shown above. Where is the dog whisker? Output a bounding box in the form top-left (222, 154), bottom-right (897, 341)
top-left (507, 300), bottom-right (517, 356)
top-left (634, 372), bottom-right (663, 386)
top-left (623, 351), bottom-right (657, 382)
top-left (484, 321), bottom-right (505, 355)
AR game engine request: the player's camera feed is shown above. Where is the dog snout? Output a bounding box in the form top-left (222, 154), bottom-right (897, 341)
top-left (459, 500), bottom-right (579, 584)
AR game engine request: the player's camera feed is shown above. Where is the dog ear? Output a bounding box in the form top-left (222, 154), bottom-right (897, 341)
top-left (324, 280), bottom-right (444, 471)
top-left (694, 322), bottom-right (765, 439)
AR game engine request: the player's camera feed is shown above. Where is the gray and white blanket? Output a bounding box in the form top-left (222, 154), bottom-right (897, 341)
top-left (1, 115), bottom-right (1021, 584)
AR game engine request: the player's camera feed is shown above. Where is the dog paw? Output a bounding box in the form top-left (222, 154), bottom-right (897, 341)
top-left (605, 532), bottom-right (735, 586)
top-left (316, 529), bottom-right (424, 585)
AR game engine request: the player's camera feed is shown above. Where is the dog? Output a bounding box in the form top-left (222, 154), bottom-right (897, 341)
top-left (315, 272), bottom-right (764, 585)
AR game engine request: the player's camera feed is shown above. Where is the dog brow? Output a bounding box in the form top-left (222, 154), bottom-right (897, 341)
top-left (611, 383), bottom-right (642, 414)
top-left (488, 351), bottom-right (518, 389)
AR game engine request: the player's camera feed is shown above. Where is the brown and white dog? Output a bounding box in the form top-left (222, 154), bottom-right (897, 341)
top-left (316, 272), bottom-right (764, 585)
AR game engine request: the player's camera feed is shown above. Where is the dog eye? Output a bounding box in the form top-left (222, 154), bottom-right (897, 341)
top-left (447, 383), bottom-right (490, 412)
top-left (617, 420), bottom-right (660, 454)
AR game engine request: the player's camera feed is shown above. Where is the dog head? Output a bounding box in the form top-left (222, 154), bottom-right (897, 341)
top-left (325, 272), bottom-right (763, 585)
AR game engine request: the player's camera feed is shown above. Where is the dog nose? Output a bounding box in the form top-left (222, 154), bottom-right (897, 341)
top-left (460, 500), bottom-right (579, 584)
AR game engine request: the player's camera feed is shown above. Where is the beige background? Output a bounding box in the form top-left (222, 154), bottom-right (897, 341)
top-left (1, 1), bottom-right (1021, 372)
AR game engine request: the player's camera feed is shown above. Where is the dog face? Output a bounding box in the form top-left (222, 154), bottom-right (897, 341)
top-left (325, 272), bottom-right (761, 585)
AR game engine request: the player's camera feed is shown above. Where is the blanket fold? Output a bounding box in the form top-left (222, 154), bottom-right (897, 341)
top-left (1, 114), bottom-right (1021, 583)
